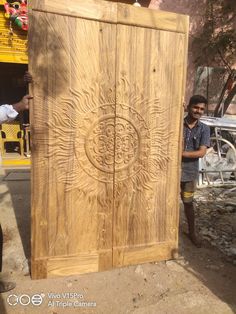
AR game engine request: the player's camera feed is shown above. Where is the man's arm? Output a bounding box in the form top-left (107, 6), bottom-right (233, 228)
top-left (0, 95), bottom-right (32, 124)
top-left (182, 124), bottom-right (210, 159)
top-left (182, 145), bottom-right (207, 158)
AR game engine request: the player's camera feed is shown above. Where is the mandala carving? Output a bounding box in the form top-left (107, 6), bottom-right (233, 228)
top-left (76, 104), bottom-right (150, 182)
top-left (85, 116), bottom-right (139, 173)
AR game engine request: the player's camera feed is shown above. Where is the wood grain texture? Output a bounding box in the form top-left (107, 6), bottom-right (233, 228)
top-left (117, 3), bottom-right (189, 33)
top-left (113, 242), bottom-right (177, 267)
top-left (29, 7), bottom-right (116, 278)
top-left (29, 0), bottom-right (189, 279)
top-left (30, 0), bottom-right (188, 33)
top-left (30, 259), bottom-right (47, 280)
top-left (47, 253), bottom-right (99, 277)
top-left (31, 0), bottom-right (117, 23)
top-left (113, 25), bottom-right (187, 266)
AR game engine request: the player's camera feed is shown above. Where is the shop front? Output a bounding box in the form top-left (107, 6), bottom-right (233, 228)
top-left (0, 0), bottom-right (30, 167)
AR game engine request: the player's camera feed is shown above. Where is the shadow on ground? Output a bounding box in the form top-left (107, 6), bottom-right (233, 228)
top-left (1, 171), bottom-right (236, 313)
top-left (3, 169), bottom-right (31, 260)
top-left (178, 225), bottom-right (236, 312)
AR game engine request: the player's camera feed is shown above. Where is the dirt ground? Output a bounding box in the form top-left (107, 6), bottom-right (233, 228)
top-left (0, 169), bottom-right (235, 314)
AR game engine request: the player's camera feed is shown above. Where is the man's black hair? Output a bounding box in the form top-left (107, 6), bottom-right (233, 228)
top-left (188, 95), bottom-right (208, 108)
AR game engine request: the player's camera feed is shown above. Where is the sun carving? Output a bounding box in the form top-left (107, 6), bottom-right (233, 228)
top-left (44, 82), bottom-right (172, 193)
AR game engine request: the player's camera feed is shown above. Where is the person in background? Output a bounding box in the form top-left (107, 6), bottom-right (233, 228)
top-left (0, 94), bottom-right (32, 124)
top-left (181, 95), bottom-right (210, 248)
top-left (0, 72), bottom-right (32, 293)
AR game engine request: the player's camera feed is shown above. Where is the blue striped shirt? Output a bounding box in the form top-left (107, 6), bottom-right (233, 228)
top-left (181, 118), bottom-right (210, 182)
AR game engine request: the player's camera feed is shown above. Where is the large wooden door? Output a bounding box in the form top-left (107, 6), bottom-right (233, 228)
top-left (29, 0), bottom-right (189, 279)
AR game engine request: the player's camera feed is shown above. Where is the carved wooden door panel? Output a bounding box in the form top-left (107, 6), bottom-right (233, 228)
top-left (29, 0), bottom-right (118, 279)
top-left (29, 0), bottom-right (189, 279)
top-left (113, 15), bottom-right (188, 266)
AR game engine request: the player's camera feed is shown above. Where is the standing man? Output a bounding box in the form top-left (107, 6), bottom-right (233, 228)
top-left (0, 92), bottom-right (32, 293)
top-left (181, 95), bottom-right (210, 247)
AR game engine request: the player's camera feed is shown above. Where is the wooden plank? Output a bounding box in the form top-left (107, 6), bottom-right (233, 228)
top-left (113, 24), bottom-right (187, 266)
top-left (32, 250), bottom-right (112, 279)
top-left (113, 242), bottom-right (177, 267)
top-left (172, 16), bottom-right (189, 248)
top-left (47, 254), bottom-right (99, 277)
top-left (99, 251), bottom-right (113, 271)
top-left (30, 0), bottom-right (189, 33)
top-left (46, 250), bottom-right (113, 277)
top-left (31, 259), bottom-right (47, 280)
top-left (31, 0), bottom-right (117, 23)
top-left (117, 3), bottom-right (189, 33)
top-left (29, 9), bottom-right (116, 278)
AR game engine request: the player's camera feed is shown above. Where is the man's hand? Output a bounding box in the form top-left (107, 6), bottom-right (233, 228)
top-left (23, 71), bottom-right (33, 84)
top-left (12, 95), bottom-right (33, 113)
top-left (182, 146), bottom-right (207, 158)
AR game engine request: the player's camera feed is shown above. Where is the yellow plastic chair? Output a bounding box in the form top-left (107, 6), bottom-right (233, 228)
top-left (0, 121), bottom-right (24, 156)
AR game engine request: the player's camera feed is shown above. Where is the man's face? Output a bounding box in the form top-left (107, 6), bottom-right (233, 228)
top-left (188, 102), bottom-right (205, 120)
